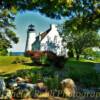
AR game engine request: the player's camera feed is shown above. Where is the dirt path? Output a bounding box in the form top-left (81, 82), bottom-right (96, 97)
top-left (94, 63), bottom-right (100, 73)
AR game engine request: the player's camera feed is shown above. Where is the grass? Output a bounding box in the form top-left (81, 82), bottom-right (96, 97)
top-left (65, 58), bottom-right (96, 79)
top-left (0, 56), bottom-right (99, 88)
top-left (0, 56), bottom-right (41, 74)
top-left (65, 58), bottom-right (100, 87)
top-left (80, 58), bottom-right (100, 63)
top-left (67, 58), bottom-right (95, 66)
top-left (0, 56), bottom-right (97, 74)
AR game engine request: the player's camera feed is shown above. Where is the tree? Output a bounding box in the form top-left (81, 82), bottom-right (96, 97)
top-left (0, 9), bottom-right (18, 55)
top-left (54, 0), bottom-right (100, 60)
top-left (0, 0), bottom-right (99, 19)
top-left (83, 48), bottom-right (97, 58)
top-left (60, 17), bottom-right (100, 60)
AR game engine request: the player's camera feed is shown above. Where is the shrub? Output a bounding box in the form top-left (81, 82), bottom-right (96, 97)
top-left (24, 50), bottom-right (34, 57)
top-left (31, 51), bottom-right (43, 65)
top-left (54, 56), bottom-right (66, 68)
top-left (67, 68), bottom-right (99, 88)
top-left (12, 57), bottom-right (27, 64)
top-left (26, 51), bottom-right (56, 65)
top-left (43, 51), bottom-right (67, 68)
top-left (42, 51), bottom-right (58, 66)
top-left (25, 50), bottom-right (67, 68)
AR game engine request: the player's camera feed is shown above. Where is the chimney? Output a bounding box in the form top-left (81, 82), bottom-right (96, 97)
top-left (50, 24), bottom-right (57, 30)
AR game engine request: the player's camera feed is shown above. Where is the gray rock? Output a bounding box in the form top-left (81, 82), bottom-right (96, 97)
top-left (18, 83), bottom-right (36, 90)
top-left (0, 77), bottom-right (6, 92)
top-left (8, 79), bottom-right (17, 89)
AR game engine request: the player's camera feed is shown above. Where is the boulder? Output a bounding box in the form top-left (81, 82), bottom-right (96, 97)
top-left (18, 83), bottom-right (36, 90)
top-left (35, 80), bottom-right (49, 98)
top-left (36, 80), bottom-right (46, 89)
top-left (0, 89), bottom-right (12, 100)
top-left (0, 78), bottom-right (6, 92)
top-left (13, 88), bottom-right (31, 99)
top-left (61, 78), bottom-right (76, 97)
top-left (7, 79), bottom-right (17, 89)
top-left (3, 89), bottom-right (12, 99)
top-left (16, 77), bottom-right (25, 83)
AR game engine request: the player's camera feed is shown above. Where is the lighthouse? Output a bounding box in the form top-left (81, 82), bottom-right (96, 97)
top-left (25, 24), bottom-right (36, 52)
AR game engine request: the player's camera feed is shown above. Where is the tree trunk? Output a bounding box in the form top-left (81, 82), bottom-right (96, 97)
top-left (76, 53), bottom-right (80, 60)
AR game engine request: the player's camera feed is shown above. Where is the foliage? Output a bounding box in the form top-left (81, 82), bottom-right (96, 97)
top-left (25, 50), bottom-right (66, 68)
top-left (12, 56), bottom-right (28, 64)
top-left (0, 9), bottom-right (19, 55)
top-left (95, 51), bottom-right (100, 58)
top-left (55, 0), bottom-right (100, 60)
top-left (1, 0), bottom-right (100, 19)
top-left (59, 9), bottom-right (100, 60)
top-left (24, 50), bottom-right (34, 57)
top-left (82, 48), bottom-right (96, 58)
top-left (0, 48), bottom-right (8, 55)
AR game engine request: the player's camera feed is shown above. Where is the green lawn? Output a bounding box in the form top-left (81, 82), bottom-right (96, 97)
top-left (0, 56), bottom-right (99, 87)
top-left (0, 56), bottom-right (41, 74)
top-left (0, 56), bottom-right (97, 74)
top-left (65, 58), bottom-right (100, 87)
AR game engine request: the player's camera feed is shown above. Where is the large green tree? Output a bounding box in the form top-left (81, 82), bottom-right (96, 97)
top-left (0, 0), bottom-right (99, 19)
top-left (57, 0), bottom-right (100, 60)
top-left (60, 16), bottom-right (100, 60)
top-left (0, 9), bottom-right (18, 55)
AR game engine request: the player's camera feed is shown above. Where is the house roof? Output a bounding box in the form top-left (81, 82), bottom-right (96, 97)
top-left (40, 28), bottom-right (51, 41)
top-left (37, 24), bottom-right (57, 41)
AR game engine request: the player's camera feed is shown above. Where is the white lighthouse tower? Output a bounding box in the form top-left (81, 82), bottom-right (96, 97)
top-left (25, 24), bottom-right (36, 52)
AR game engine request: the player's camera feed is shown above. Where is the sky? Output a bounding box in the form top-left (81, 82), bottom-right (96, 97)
top-left (10, 11), bottom-right (65, 52)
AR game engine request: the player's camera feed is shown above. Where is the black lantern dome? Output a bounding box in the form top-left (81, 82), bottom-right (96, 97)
top-left (27, 24), bottom-right (35, 33)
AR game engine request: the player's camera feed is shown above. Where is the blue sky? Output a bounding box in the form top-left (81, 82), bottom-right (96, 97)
top-left (10, 11), bottom-right (65, 52)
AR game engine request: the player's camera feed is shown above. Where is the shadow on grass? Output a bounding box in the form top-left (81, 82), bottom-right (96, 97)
top-left (0, 72), bottom-right (16, 79)
top-left (23, 62), bottom-right (51, 67)
top-left (66, 58), bottom-right (95, 68)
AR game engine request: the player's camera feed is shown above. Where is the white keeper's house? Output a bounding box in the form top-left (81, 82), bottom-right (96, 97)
top-left (25, 24), bottom-right (68, 57)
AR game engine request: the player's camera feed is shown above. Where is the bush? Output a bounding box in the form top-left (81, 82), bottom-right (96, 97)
top-left (43, 51), bottom-right (67, 68)
top-left (31, 51), bottom-right (43, 65)
top-left (25, 50), bottom-right (56, 65)
top-left (42, 51), bottom-right (58, 66)
top-left (54, 56), bottom-right (66, 68)
top-left (24, 50), bottom-right (34, 57)
top-left (67, 68), bottom-right (99, 88)
top-left (12, 57), bottom-right (28, 64)
top-left (26, 50), bottom-right (67, 68)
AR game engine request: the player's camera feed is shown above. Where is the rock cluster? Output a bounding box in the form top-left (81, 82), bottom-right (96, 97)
top-left (0, 77), bottom-right (76, 99)
top-left (0, 77), bottom-right (49, 99)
